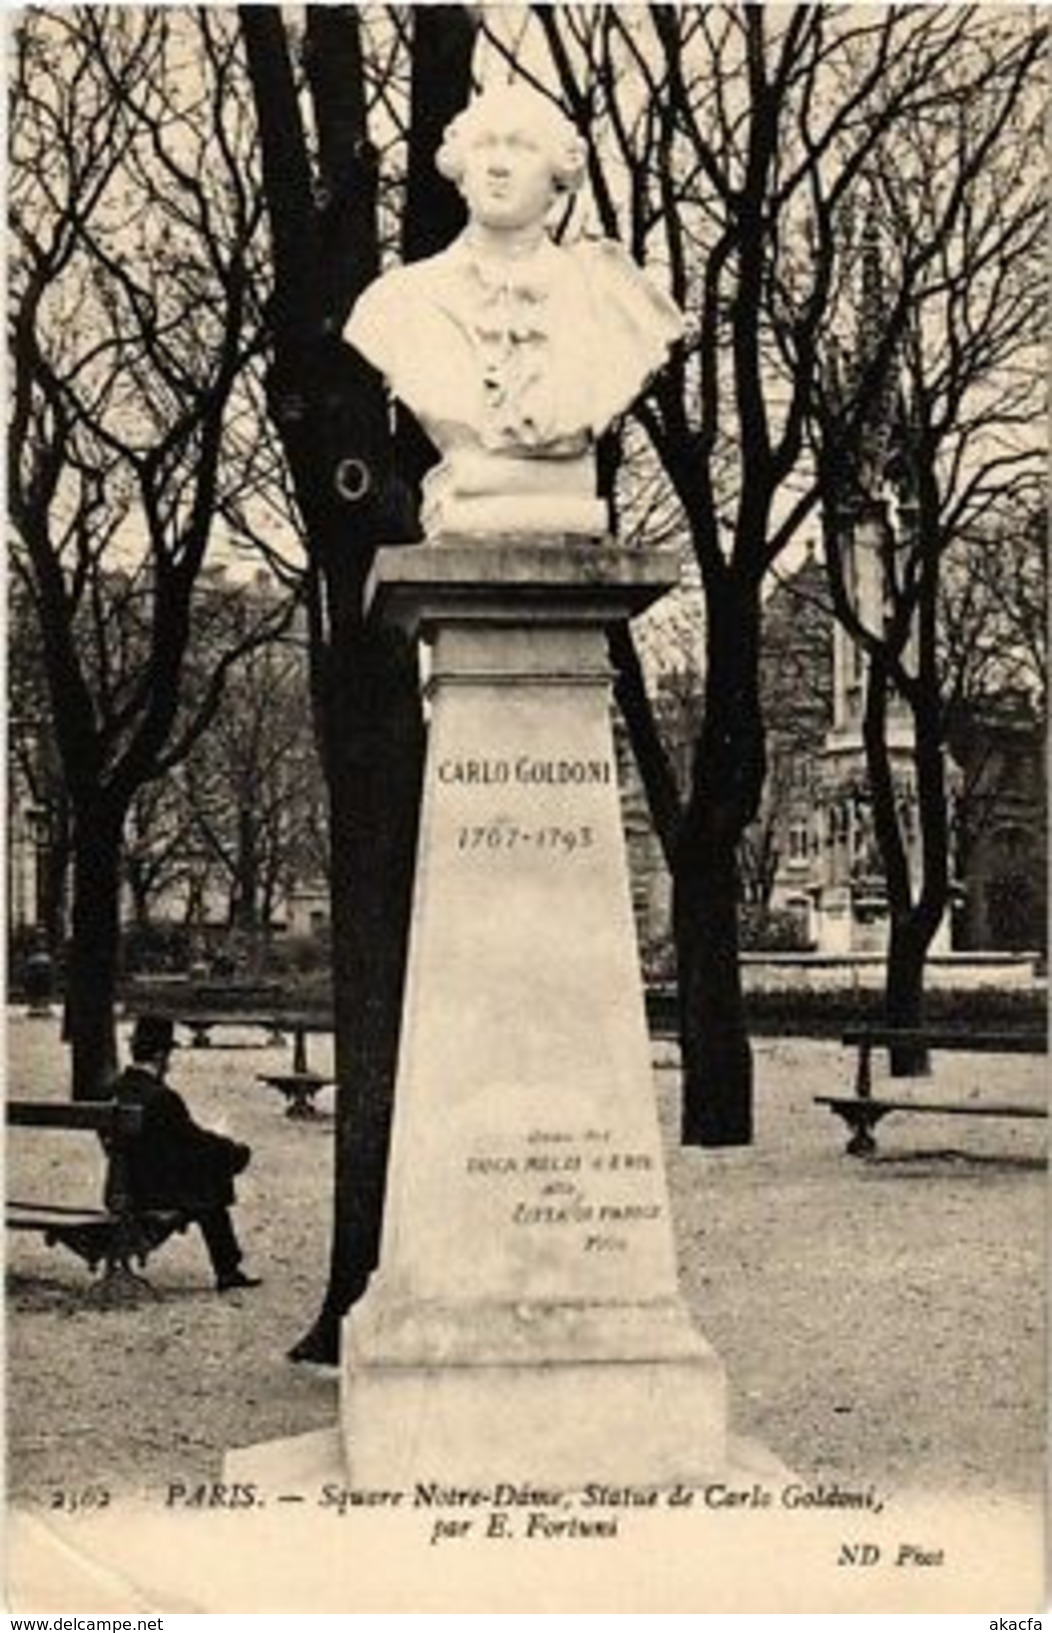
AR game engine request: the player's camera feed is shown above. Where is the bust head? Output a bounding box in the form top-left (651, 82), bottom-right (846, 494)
top-left (436, 85), bottom-right (586, 235)
top-left (345, 80), bottom-right (683, 536)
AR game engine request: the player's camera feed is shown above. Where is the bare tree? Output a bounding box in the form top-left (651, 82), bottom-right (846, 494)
top-left (123, 775), bottom-right (201, 928)
top-left (238, 4), bottom-right (476, 1361)
top-left (8, 8), bottom-right (295, 1096)
top-left (740, 553), bottom-right (833, 919)
top-left (814, 27), bottom-right (1044, 1062)
top-left (943, 502), bottom-right (1047, 925)
top-left (493, 5), bottom-right (1043, 1139)
top-left (184, 623), bottom-right (324, 942)
top-left (942, 501), bottom-right (1047, 725)
top-left (116, 581), bottom-right (326, 941)
top-left (8, 575), bottom-right (72, 958)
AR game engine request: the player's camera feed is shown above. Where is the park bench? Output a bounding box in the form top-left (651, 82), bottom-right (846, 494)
top-left (255, 1019), bottom-right (335, 1117)
top-left (158, 1010), bottom-right (289, 1049)
top-left (257, 1069), bottom-right (334, 1118)
top-left (815, 1027), bottom-right (1048, 1157)
top-left (6, 1099), bottom-right (189, 1298)
top-left (124, 1006), bottom-right (332, 1055)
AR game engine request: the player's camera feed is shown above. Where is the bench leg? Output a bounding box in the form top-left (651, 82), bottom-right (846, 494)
top-left (829, 1102), bottom-right (890, 1158)
top-left (845, 1119), bottom-right (878, 1158)
top-left (99, 1219), bottom-right (162, 1302)
top-left (285, 1089), bottom-right (318, 1120)
top-left (35, 1214), bottom-right (176, 1301)
top-left (86, 1260), bottom-right (159, 1307)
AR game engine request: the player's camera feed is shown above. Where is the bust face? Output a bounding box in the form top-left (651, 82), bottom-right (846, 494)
top-left (458, 112), bottom-right (557, 234)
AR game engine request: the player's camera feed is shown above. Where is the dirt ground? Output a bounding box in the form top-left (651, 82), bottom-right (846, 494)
top-left (4, 1009), bottom-right (1046, 1508)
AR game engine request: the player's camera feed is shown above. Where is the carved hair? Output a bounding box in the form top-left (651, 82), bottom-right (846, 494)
top-left (436, 85), bottom-right (587, 195)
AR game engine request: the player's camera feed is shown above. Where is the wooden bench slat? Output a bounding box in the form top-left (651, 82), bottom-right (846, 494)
top-left (7, 1099), bottom-right (144, 1133)
top-left (7, 1210), bottom-right (110, 1228)
top-left (7, 1214), bottom-right (110, 1228)
top-left (130, 1009), bottom-right (281, 1027)
top-left (815, 1095), bottom-right (1047, 1118)
top-left (841, 1028), bottom-right (1046, 1054)
top-left (126, 1009), bottom-right (333, 1032)
top-left (6, 1199), bottom-right (113, 1218)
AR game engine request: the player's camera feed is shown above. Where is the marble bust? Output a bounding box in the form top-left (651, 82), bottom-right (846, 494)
top-left (345, 84), bottom-right (684, 537)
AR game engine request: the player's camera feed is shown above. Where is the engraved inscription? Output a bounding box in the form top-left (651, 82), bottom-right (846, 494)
top-left (456, 823), bottom-right (595, 854)
top-left (464, 1127), bottom-right (663, 1256)
top-left (441, 752), bottom-right (611, 858)
top-left (438, 756), bottom-right (612, 786)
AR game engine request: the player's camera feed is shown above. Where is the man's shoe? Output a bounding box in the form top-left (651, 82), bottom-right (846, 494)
top-left (217, 1271), bottom-right (262, 1292)
top-left (230, 1142), bottom-right (252, 1176)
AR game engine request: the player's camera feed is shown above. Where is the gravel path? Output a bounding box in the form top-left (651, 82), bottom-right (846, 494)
top-left (5, 1011), bottom-right (1045, 1507)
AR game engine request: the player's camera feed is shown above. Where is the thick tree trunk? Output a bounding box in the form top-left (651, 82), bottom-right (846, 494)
top-left (676, 575), bottom-right (764, 1147)
top-left (863, 648), bottom-right (948, 1076)
top-left (289, 614), bottom-right (423, 1363)
top-left (608, 622), bottom-right (683, 868)
top-left (674, 826), bottom-right (753, 1145)
top-left (238, 4), bottom-right (473, 1362)
top-left (885, 913), bottom-right (932, 1075)
top-left (64, 804), bottom-right (124, 1100)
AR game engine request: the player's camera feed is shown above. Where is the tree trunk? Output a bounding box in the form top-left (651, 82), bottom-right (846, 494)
top-left (676, 575), bottom-right (764, 1147)
top-left (184, 871), bottom-right (207, 930)
top-left (863, 646), bottom-right (945, 1076)
top-left (674, 825), bottom-right (753, 1144)
top-left (64, 803), bottom-right (124, 1100)
top-left (885, 913), bottom-right (931, 1076)
top-left (237, 4), bottom-right (473, 1363)
top-left (288, 11), bottom-right (471, 1363)
top-left (232, 805), bottom-right (260, 931)
top-left (289, 612), bottom-right (424, 1363)
top-left (126, 864), bottom-right (151, 928)
top-left (39, 794), bottom-right (70, 964)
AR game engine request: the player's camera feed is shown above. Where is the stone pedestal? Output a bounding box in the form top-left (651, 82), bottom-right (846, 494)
top-left (344, 537), bottom-right (727, 1488)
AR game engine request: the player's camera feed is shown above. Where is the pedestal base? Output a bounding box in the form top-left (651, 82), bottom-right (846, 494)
top-left (225, 1419), bottom-right (790, 1496)
top-left (342, 1292), bottom-right (727, 1488)
top-left (343, 537), bottom-right (729, 1494)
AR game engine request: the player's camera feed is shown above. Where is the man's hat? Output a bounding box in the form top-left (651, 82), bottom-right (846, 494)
top-left (129, 1014), bottom-right (179, 1059)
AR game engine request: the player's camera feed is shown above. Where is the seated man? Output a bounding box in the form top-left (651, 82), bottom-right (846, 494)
top-left (115, 1014), bottom-right (261, 1293)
